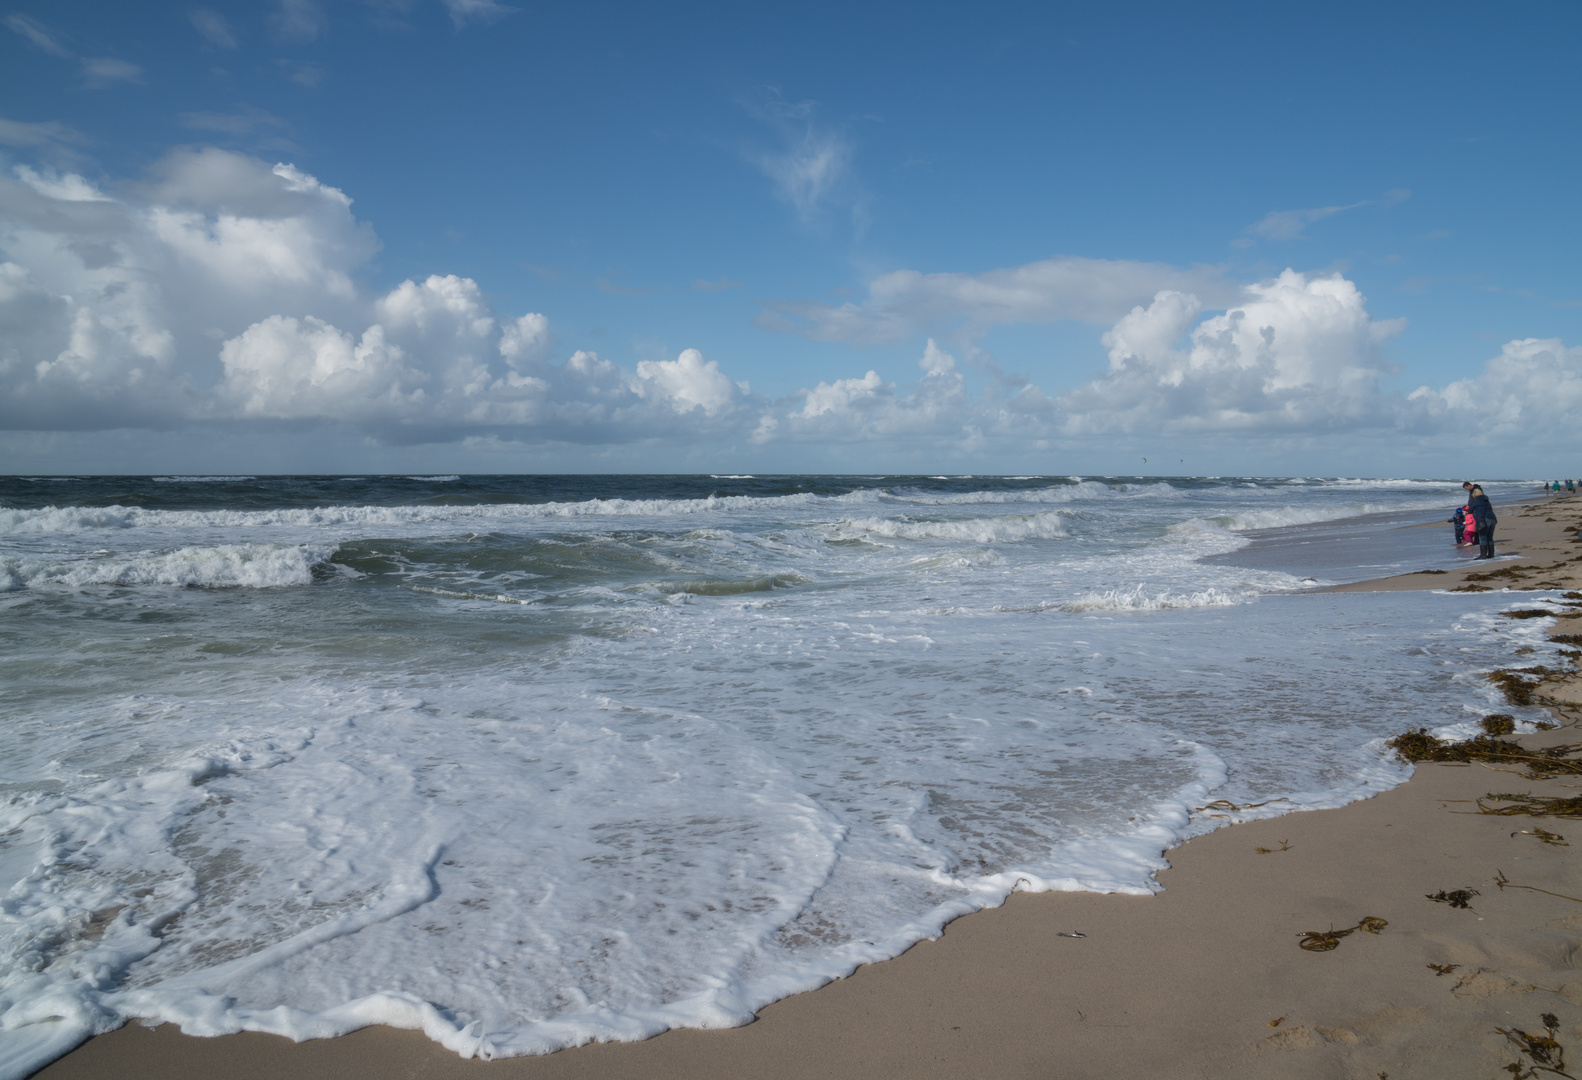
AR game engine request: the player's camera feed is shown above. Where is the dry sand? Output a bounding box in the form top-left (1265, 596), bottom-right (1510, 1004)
top-left (35, 494), bottom-right (1582, 1080)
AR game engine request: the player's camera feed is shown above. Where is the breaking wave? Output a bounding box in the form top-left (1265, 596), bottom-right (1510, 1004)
top-left (838, 511), bottom-right (1067, 543)
top-left (0, 543), bottom-right (335, 590)
top-left (1061, 585), bottom-right (1249, 612)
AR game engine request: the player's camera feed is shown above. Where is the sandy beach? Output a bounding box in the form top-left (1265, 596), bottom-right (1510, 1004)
top-left (34, 493), bottom-right (1582, 1080)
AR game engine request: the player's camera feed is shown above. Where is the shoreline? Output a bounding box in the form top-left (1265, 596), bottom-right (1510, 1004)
top-left (35, 493), bottom-right (1582, 1080)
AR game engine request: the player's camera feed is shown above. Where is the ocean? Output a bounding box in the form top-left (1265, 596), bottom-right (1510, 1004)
top-left (0, 474), bottom-right (1564, 1076)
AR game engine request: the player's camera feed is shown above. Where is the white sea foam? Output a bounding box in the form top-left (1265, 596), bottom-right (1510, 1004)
top-left (1060, 585), bottom-right (1248, 612)
top-left (0, 476), bottom-right (1538, 1077)
top-left (837, 510), bottom-right (1067, 543)
top-left (0, 543), bottom-right (333, 590)
top-left (151, 476), bottom-right (257, 483)
top-left (1169, 499), bottom-right (1443, 535)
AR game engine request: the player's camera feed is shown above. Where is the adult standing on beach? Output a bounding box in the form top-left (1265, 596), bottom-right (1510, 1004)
top-left (1469, 484), bottom-right (1497, 559)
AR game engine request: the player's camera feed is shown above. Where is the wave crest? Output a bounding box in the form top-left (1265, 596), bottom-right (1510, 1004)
top-left (0, 543), bottom-right (335, 590)
top-left (838, 511), bottom-right (1067, 543)
top-left (1061, 585), bottom-right (1248, 612)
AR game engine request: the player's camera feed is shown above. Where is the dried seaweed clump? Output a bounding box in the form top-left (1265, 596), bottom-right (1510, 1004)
top-left (1480, 794), bottom-right (1582, 819)
top-left (1298, 916), bottom-right (1387, 952)
top-left (1426, 887), bottom-right (1479, 909)
top-left (1496, 1012), bottom-right (1573, 1079)
top-left (1388, 729), bottom-right (1525, 763)
top-left (1487, 667), bottom-right (1555, 707)
top-left (1386, 731), bottom-right (1582, 778)
top-left (1483, 714), bottom-right (1518, 736)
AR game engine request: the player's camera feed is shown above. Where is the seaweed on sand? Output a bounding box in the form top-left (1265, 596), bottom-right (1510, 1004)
top-left (1486, 667), bottom-right (1559, 708)
top-left (1480, 795), bottom-right (1582, 818)
top-left (1385, 730), bottom-right (1582, 777)
top-left (1484, 714), bottom-right (1519, 735)
top-left (1497, 1012), bottom-right (1576, 1078)
top-left (1425, 888), bottom-right (1480, 909)
top-left (1297, 916), bottom-right (1387, 952)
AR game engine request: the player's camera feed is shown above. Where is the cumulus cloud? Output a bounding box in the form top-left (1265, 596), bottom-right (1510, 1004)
top-left (0, 150), bottom-right (767, 445)
top-left (772, 339), bottom-right (1004, 447)
top-left (758, 257), bottom-right (1237, 346)
top-left (1059, 270), bottom-right (1406, 434)
top-left (635, 349), bottom-right (744, 415)
top-left (217, 316), bottom-right (422, 421)
top-left (1407, 338), bottom-right (1582, 436)
top-left (0, 142), bottom-right (1571, 459)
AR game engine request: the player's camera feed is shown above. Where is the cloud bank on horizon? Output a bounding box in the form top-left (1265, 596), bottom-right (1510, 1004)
top-left (1, 148), bottom-right (1576, 464)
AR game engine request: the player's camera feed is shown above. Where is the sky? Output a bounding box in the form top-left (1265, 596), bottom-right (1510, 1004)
top-left (1, 0), bottom-right (1579, 477)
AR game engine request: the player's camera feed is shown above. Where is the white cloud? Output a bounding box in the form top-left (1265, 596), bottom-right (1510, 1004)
top-left (441, 0), bottom-right (518, 28)
top-left (0, 142), bottom-right (1570, 461)
top-left (758, 257), bottom-right (1236, 346)
top-left (775, 339), bottom-right (987, 444)
top-left (747, 95), bottom-right (856, 223)
top-left (0, 116), bottom-right (82, 148)
top-left (1059, 270), bottom-right (1405, 434)
top-left (180, 106), bottom-right (290, 139)
top-left (1246, 203), bottom-right (1364, 241)
top-left (218, 316), bottom-right (423, 421)
top-left (635, 349), bottom-right (743, 415)
top-left (188, 8), bottom-right (239, 49)
top-left (798, 369), bottom-right (886, 419)
top-left (272, 0), bottom-right (327, 44)
top-left (13, 166), bottom-right (111, 203)
top-left (79, 57), bottom-right (144, 88)
top-left (1407, 338), bottom-right (1582, 435)
top-left (0, 150), bottom-right (376, 428)
top-left (1243, 191), bottom-right (1409, 243)
top-left (5, 15), bottom-right (141, 90)
top-left (377, 274), bottom-right (495, 338)
top-left (0, 146), bottom-right (768, 445)
top-left (499, 312), bottom-right (553, 367)
top-left (4, 14), bottom-right (71, 57)
top-left (759, 129), bottom-right (851, 220)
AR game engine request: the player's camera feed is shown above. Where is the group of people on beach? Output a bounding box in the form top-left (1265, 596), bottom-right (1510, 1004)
top-left (1545, 480), bottom-right (1576, 493)
top-left (1449, 481), bottom-right (1498, 559)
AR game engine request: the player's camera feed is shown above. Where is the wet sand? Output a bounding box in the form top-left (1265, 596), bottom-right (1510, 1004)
top-left (35, 494), bottom-right (1582, 1080)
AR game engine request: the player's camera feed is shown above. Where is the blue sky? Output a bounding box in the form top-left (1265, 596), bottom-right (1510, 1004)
top-left (1, 0), bottom-right (1579, 475)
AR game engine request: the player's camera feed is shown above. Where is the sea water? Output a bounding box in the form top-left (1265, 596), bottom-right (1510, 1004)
top-left (0, 475), bottom-right (1567, 1076)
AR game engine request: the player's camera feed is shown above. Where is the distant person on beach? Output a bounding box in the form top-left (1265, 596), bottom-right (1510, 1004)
top-left (1468, 485), bottom-right (1497, 559)
top-left (1569, 479), bottom-right (1576, 493)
